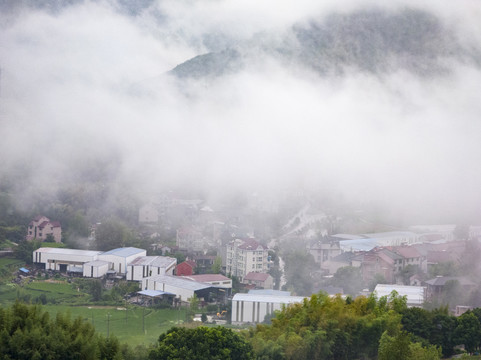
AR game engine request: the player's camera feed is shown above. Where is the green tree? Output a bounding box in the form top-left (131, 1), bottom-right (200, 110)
top-left (95, 219), bottom-right (136, 251)
top-left (368, 273), bottom-right (387, 291)
top-left (378, 330), bottom-right (412, 360)
top-left (429, 307), bottom-right (457, 357)
top-left (149, 326), bottom-right (253, 360)
top-left (0, 302), bottom-right (125, 360)
top-left (212, 256), bottom-right (222, 274)
top-left (282, 250), bottom-right (317, 295)
top-left (45, 233), bottom-right (55, 243)
top-left (454, 312), bottom-right (481, 354)
top-left (331, 266), bottom-right (363, 296)
top-left (90, 279), bottom-right (103, 301)
top-left (14, 240), bottom-right (41, 264)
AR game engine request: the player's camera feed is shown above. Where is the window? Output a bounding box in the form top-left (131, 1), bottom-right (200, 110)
top-left (252, 264), bottom-right (255, 269)
top-left (257, 264), bottom-right (262, 269)
top-left (257, 257), bottom-right (262, 262)
top-left (253, 257), bottom-right (255, 262)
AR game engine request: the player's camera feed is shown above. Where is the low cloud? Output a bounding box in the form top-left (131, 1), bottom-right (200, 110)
top-left (0, 0), bottom-right (480, 223)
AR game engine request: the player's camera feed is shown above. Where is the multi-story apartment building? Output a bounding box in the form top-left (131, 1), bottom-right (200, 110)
top-left (226, 238), bottom-right (268, 281)
top-left (27, 215), bottom-right (62, 243)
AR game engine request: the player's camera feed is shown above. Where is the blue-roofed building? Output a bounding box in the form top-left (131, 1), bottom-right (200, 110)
top-left (98, 247), bottom-right (146, 275)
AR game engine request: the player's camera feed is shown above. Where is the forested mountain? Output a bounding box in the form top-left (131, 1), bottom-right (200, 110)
top-left (171, 8), bottom-right (480, 79)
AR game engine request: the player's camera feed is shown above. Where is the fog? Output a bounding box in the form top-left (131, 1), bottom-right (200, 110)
top-left (1, 0), bottom-right (481, 223)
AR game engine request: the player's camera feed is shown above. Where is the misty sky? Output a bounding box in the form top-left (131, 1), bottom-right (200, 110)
top-left (1, 0), bottom-right (481, 223)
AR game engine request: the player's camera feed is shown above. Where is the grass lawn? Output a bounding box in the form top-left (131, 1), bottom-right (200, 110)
top-left (41, 305), bottom-right (187, 346)
top-left (0, 280), bottom-right (188, 346)
top-left (0, 257), bottom-right (24, 267)
top-left (0, 279), bottom-right (91, 304)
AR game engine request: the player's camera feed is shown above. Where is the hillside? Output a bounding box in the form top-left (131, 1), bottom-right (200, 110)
top-left (171, 8), bottom-right (479, 79)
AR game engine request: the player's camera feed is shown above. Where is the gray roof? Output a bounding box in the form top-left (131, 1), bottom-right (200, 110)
top-left (248, 289), bottom-right (291, 296)
top-left (138, 289), bottom-right (175, 297)
top-left (128, 256), bottom-right (176, 268)
top-left (146, 275), bottom-right (213, 291)
top-left (101, 247), bottom-right (145, 257)
top-left (340, 238), bottom-right (379, 252)
top-left (35, 247), bottom-right (102, 257)
top-left (425, 276), bottom-right (476, 287)
top-left (232, 293), bottom-right (305, 304)
top-left (331, 251), bottom-right (356, 263)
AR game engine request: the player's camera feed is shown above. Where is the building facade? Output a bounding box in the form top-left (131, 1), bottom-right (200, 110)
top-left (27, 216), bottom-right (62, 243)
top-left (231, 293), bottom-right (305, 324)
top-left (226, 238), bottom-right (269, 281)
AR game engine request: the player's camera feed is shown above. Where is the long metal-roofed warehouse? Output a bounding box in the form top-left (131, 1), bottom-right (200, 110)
top-left (33, 248), bottom-right (102, 272)
top-left (231, 292), bottom-right (305, 324)
top-left (141, 275), bottom-right (227, 304)
top-left (127, 256), bottom-right (177, 281)
top-left (98, 247), bottom-right (146, 274)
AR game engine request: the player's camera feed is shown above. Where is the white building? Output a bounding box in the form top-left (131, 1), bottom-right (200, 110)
top-left (181, 274), bottom-right (232, 289)
top-left (127, 256), bottom-right (177, 281)
top-left (83, 260), bottom-right (110, 278)
top-left (142, 275), bottom-right (215, 304)
top-left (98, 247), bottom-right (146, 275)
top-left (231, 293), bottom-right (305, 324)
top-left (374, 284), bottom-right (426, 307)
top-left (33, 248), bottom-right (102, 272)
top-left (226, 238), bottom-right (269, 281)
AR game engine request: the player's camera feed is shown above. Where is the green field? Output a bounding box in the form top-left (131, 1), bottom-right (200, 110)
top-left (41, 305), bottom-right (187, 346)
top-left (0, 257), bottom-right (24, 267)
top-left (0, 279), bottom-right (188, 346)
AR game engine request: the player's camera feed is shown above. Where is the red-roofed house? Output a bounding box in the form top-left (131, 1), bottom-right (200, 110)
top-left (226, 238), bottom-right (269, 281)
top-left (176, 260), bottom-right (196, 276)
top-left (243, 272), bottom-right (273, 289)
top-left (27, 216), bottom-right (62, 243)
top-left (393, 245), bottom-right (427, 273)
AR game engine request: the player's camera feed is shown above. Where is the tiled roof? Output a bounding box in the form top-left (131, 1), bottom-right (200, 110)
top-left (244, 272), bottom-right (271, 281)
top-left (236, 239), bottom-right (267, 250)
top-left (394, 246), bottom-right (422, 259)
top-left (38, 221), bottom-right (49, 229)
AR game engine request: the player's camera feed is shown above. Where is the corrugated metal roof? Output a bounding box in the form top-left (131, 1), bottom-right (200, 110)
top-left (101, 247), bottom-right (145, 257)
top-left (147, 275), bottom-right (213, 291)
top-left (138, 290), bottom-right (175, 297)
top-left (128, 256), bottom-right (176, 267)
top-left (232, 293), bottom-right (305, 304)
top-left (35, 248), bottom-right (102, 257)
top-left (84, 260), bottom-right (110, 267)
top-left (248, 289), bottom-right (291, 296)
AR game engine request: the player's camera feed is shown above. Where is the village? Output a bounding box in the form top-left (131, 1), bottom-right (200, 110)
top-left (20, 192), bottom-right (481, 325)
